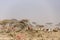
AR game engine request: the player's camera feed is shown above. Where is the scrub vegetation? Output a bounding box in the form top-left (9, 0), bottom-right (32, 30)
top-left (0, 19), bottom-right (60, 40)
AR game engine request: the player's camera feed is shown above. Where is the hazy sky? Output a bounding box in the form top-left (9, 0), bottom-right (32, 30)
top-left (0, 0), bottom-right (60, 24)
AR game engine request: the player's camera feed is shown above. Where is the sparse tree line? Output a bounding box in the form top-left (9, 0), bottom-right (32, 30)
top-left (0, 19), bottom-right (60, 40)
top-left (0, 19), bottom-right (60, 33)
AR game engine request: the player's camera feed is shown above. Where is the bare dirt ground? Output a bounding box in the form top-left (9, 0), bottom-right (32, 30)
top-left (0, 19), bottom-right (60, 40)
top-left (0, 30), bottom-right (60, 40)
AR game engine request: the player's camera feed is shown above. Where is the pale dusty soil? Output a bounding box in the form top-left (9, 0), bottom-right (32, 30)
top-left (0, 30), bottom-right (60, 40)
top-left (0, 19), bottom-right (60, 40)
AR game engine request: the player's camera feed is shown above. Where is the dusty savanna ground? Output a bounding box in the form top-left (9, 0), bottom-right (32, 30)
top-left (0, 19), bottom-right (60, 40)
top-left (0, 30), bottom-right (60, 40)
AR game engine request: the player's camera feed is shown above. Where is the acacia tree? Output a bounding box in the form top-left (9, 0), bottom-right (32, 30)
top-left (14, 19), bottom-right (29, 31)
top-left (46, 23), bottom-right (53, 26)
top-left (45, 22), bottom-right (53, 28)
top-left (36, 24), bottom-right (44, 30)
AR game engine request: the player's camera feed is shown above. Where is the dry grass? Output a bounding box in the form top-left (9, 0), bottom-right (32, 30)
top-left (0, 19), bottom-right (60, 40)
